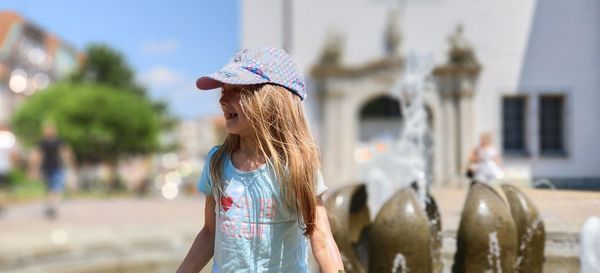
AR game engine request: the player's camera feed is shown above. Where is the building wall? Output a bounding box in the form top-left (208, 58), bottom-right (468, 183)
top-left (0, 12), bottom-right (81, 124)
top-left (401, 0), bottom-right (536, 145)
top-left (176, 117), bottom-right (221, 160)
top-left (241, 0), bottom-right (598, 186)
top-left (242, 0), bottom-right (535, 98)
top-left (513, 0), bottom-right (600, 181)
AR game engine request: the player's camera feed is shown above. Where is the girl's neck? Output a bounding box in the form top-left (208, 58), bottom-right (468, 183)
top-left (238, 134), bottom-right (261, 157)
top-left (232, 134), bottom-right (267, 172)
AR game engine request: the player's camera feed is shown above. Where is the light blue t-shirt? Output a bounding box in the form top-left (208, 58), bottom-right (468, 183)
top-left (198, 146), bottom-right (327, 273)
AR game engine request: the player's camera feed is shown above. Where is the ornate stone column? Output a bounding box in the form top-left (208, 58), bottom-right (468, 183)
top-left (432, 25), bottom-right (481, 186)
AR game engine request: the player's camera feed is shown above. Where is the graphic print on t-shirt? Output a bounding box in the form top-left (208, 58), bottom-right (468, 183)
top-left (218, 178), bottom-right (278, 240)
top-left (220, 196), bottom-right (233, 212)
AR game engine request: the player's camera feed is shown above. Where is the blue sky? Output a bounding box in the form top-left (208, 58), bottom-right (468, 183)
top-left (1, 0), bottom-right (239, 119)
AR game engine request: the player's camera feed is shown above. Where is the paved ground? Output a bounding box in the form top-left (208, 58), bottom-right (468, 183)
top-left (0, 186), bottom-right (598, 272)
top-left (0, 196), bottom-right (207, 273)
top-left (0, 197), bottom-right (205, 252)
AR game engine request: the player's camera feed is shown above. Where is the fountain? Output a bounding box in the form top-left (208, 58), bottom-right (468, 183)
top-left (358, 52), bottom-right (434, 214)
top-left (327, 52), bottom-right (442, 273)
top-left (580, 217), bottom-right (600, 273)
top-left (325, 52), bottom-right (546, 273)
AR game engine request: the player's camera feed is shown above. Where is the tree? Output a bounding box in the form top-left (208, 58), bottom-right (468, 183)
top-left (12, 84), bottom-right (160, 189)
top-left (71, 44), bottom-right (137, 92)
top-left (71, 44), bottom-right (176, 132)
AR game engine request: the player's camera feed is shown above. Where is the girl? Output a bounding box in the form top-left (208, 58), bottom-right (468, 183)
top-left (176, 48), bottom-right (344, 273)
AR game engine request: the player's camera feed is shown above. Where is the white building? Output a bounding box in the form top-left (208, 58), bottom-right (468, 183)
top-left (0, 12), bottom-right (81, 124)
top-left (241, 0), bottom-right (600, 190)
top-left (174, 117), bottom-right (224, 160)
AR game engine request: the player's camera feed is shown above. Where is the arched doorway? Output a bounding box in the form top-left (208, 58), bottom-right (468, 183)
top-left (356, 94), bottom-right (438, 186)
top-left (358, 95), bottom-right (402, 142)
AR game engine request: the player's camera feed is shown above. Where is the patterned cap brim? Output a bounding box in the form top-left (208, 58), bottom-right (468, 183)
top-left (196, 63), bottom-right (269, 90)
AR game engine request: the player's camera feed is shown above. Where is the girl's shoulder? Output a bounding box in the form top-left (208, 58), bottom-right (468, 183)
top-left (205, 145), bottom-right (224, 164)
top-left (207, 145), bottom-right (221, 157)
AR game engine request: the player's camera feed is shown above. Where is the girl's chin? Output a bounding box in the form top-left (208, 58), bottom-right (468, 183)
top-left (225, 127), bottom-right (252, 137)
top-left (225, 127), bottom-right (239, 134)
top-left (225, 124), bottom-right (242, 134)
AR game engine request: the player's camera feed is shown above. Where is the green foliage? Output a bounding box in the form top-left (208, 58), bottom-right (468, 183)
top-left (71, 44), bottom-right (137, 91)
top-left (70, 43), bottom-right (177, 133)
top-left (5, 170), bottom-right (45, 201)
top-left (12, 84), bottom-right (160, 163)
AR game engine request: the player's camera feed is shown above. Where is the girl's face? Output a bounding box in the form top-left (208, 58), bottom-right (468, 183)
top-left (220, 84), bottom-right (253, 136)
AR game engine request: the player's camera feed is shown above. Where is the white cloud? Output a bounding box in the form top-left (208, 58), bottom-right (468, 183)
top-left (141, 39), bottom-right (179, 54)
top-left (139, 66), bottom-right (184, 87)
top-left (139, 66), bottom-right (221, 119)
top-left (169, 87), bottom-right (221, 119)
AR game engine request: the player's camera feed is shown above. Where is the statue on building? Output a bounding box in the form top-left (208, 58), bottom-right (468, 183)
top-left (318, 29), bottom-right (344, 66)
top-left (384, 9), bottom-right (402, 56)
top-left (447, 24), bottom-right (478, 67)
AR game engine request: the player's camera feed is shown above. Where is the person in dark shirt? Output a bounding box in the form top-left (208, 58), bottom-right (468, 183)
top-left (30, 123), bottom-right (74, 219)
top-left (0, 123), bottom-right (18, 216)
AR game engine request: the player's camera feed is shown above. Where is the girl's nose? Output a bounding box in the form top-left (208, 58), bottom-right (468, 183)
top-left (219, 94), bottom-right (228, 106)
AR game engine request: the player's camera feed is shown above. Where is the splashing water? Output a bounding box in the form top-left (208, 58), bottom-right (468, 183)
top-left (359, 53), bottom-right (434, 215)
top-left (515, 217), bottom-right (543, 269)
top-left (487, 231), bottom-right (503, 273)
top-left (392, 253), bottom-right (409, 273)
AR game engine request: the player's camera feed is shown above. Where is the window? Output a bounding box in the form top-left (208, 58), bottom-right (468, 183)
top-left (539, 95), bottom-right (565, 155)
top-left (502, 96), bottom-right (527, 154)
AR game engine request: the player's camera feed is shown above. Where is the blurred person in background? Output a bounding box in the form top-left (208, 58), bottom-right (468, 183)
top-left (29, 122), bottom-right (75, 220)
top-left (0, 123), bottom-right (18, 216)
top-left (466, 132), bottom-right (504, 184)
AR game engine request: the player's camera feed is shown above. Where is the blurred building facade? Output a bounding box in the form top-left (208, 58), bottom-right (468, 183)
top-left (174, 116), bottom-right (224, 161)
top-left (0, 11), bottom-right (82, 123)
top-left (241, 0), bottom-right (600, 189)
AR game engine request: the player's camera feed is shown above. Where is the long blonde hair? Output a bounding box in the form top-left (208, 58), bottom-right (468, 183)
top-left (209, 84), bottom-right (320, 235)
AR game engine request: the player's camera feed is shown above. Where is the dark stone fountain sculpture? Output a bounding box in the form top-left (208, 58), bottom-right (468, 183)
top-left (325, 182), bottom-right (545, 273)
top-left (370, 187), bottom-right (432, 273)
top-left (501, 184), bottom-right (546, 273)
top-left (326, 185), bottom-right (371, 273)
top-left (452, 182), bottom-right (518, 273)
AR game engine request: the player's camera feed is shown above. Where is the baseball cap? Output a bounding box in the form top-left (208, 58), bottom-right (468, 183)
top-left (196, 47), bottom-right (306, 100)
